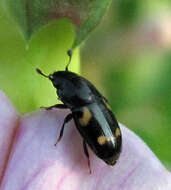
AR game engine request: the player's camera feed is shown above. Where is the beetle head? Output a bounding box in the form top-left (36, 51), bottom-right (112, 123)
top-left (36, 68), bottom-right (93, 108)
top-left (37, 68), bottom-right (61, 87)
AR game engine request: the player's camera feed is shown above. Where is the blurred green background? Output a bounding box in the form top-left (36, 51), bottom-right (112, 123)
top-left (82, 0), bottom-right (171, 169)
top-left (0, 0), bottom-right (171, 169)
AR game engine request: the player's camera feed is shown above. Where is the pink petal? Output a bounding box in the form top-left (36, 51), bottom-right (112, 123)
top-left (0, 91), bottom-right (19, 185)
top-left (0, 92), bottom-right (170, 190)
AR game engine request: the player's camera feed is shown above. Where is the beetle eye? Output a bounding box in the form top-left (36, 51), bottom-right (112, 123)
top-left (49, 74), bottom-right (54, 80)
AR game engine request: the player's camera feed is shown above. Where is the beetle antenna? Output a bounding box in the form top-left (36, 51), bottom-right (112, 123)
top-left (36, 68), bottom-right (49, 78)
top-left (65, 49), bottom-right (72, 71)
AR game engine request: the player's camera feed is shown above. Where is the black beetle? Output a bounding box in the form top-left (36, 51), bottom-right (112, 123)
top-left (36, 50), bottom-right (122, 173)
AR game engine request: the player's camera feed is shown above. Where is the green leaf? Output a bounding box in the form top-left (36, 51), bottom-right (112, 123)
top-left (3, 0), bottom-right (112, 49)
top-left (0, 7), bottom-right (80, 113)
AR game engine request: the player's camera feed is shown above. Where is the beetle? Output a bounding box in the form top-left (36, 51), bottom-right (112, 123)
top-left (36, 50), bottom-right (122, 173)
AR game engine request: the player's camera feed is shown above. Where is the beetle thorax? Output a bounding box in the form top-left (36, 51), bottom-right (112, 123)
top-left (49, 71), bottom-right (94, 108)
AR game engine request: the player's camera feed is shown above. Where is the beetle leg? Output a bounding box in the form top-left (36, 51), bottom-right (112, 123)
top-left (83, 140), bottom-right (91, 174)
top-left (102, 96), bottom-right (108, 102)
top-left (54, 113), bottom-right (73, 146)
top-left (41, 104), bottom-right (68, 110)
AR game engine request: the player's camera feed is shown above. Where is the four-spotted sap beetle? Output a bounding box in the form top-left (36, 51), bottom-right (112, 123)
top-left (36, 50), bottom-right (122, 173)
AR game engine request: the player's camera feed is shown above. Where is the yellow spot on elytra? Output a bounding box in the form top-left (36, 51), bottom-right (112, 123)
top-left (103, 98), bottom-right (112, 110)
top-left (115, 128), bottom-right (121, 137)
top-left (79, 107), bottom-right (92, 126)
top-left (97, 135), bottom-right (111, 145)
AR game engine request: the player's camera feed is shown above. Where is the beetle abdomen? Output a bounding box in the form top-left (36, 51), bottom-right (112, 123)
top-left (72, 102), bottom-right (122, 165)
